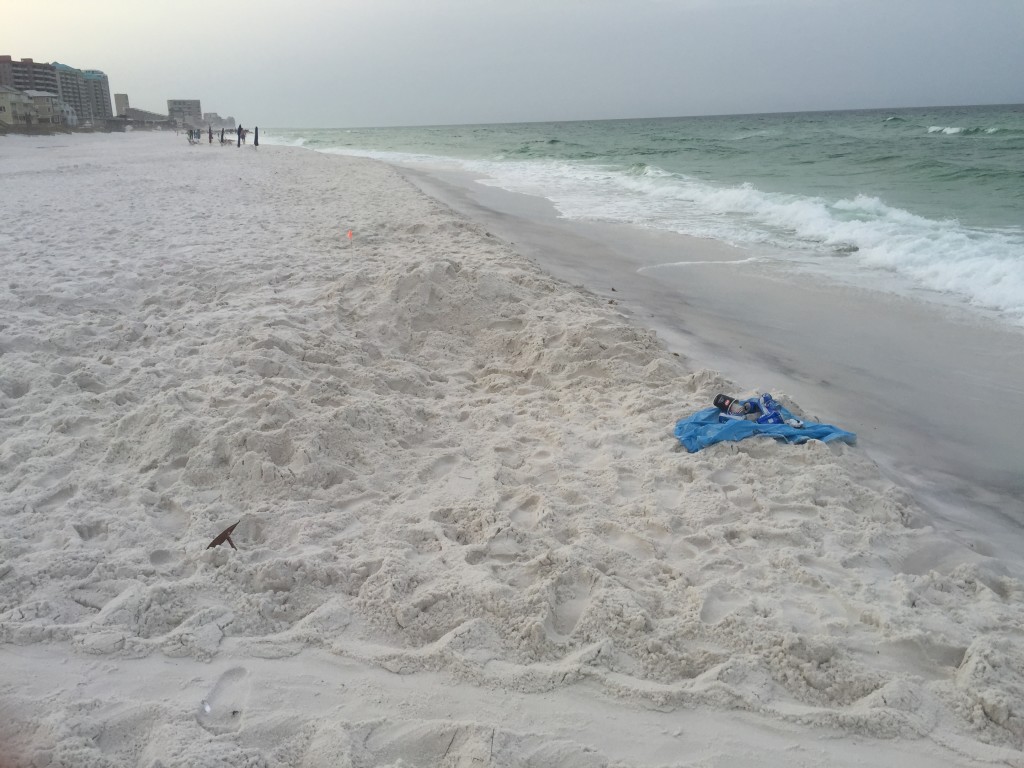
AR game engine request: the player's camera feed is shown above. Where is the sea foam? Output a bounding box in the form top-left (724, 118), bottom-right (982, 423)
top-left (464, 158), bottom-right (1024, 323)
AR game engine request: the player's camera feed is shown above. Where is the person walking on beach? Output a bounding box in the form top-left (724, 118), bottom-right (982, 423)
top-left (208, 126), bottom-right (213, 144)
top-left (254, 126), bottom-right (259, 147)
top-left (237, 124), bottom-right (242, 148)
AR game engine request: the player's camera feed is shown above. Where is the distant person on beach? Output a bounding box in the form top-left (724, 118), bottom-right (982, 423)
top-left (208, 126), bottom-right (212, 144)
top-left (254, 126), bottom-right (259, 147)
top-left (237, 125), bottom-right (242, 148)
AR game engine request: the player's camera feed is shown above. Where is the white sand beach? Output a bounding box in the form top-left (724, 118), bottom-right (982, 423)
top-left (1, 132), bottom-right (1023, 767)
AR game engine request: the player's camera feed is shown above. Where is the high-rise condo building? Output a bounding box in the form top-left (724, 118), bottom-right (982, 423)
top-left (167, 99), bottom-right (202, 127)
top-left (0, 56), bottom-right (58, 94)
top-left (51, 62), bottom-right (112, 124)
top-left (84, 70), bottom-right (112, 119)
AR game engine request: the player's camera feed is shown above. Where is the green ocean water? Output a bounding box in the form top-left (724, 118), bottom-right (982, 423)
top-left (267, 104), bottom-right (1024, 323)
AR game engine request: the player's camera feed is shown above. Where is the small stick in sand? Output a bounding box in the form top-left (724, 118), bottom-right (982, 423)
top-left (207, 521), bottom-right (240, 550)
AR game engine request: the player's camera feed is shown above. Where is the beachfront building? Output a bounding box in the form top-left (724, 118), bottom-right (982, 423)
top-left (124, 106), bottom-right (170, 127)
top-left (0, 85), bottom-right (34, 127)
top-left (53, 63), bottom-right (86, 120)
top-left (115, 93), bottom-right (168, 126)
top-left (167, 99), bottom-right (202, 128)
top-left (0, 86), bottom-right (76, 129)
top-left (0, 56), bottom-right (58, 94)
top-left (1, 57), bottom-right (111, 126)
top-left (51, 63), bottom-right (112, 126)
top-left (202, 111), bottom-right (235, 128)
top-left (84, 70), bottom-right (113, 120)
top-left (23, 90), bottom-right (63, 125)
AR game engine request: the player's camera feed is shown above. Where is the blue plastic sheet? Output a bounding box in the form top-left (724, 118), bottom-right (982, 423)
top-left (674, 406), bottom-right (856, 453)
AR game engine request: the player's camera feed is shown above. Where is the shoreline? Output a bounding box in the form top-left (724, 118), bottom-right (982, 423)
top-left (396, 162), bottom-right (1024, 535)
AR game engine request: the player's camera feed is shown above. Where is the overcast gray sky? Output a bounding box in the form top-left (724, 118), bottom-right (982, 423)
top-left (5, 0), bottom-right (1023, 127)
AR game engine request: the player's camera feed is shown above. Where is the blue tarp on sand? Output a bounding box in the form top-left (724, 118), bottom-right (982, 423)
top-left (674, 406), bottom-right (856, 453)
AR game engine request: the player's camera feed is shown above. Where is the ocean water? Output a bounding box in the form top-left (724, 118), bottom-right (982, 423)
top-left (266, 105), bottom-right (1024, 325)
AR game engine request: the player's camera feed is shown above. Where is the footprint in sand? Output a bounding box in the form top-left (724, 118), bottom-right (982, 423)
top-left (149, 549), bottom-right (173, 566)
top-left (38, 484), bottom-right (77, 512)
top-left (506, 493), bottom-right (542, 529)
top-left (545, 572), bottom-right (595, 639)
top-left (708, 468), bottom-right (740, 493)
top-left (196, 666), bottom-right (250, 734)
top-left (709, 467), bottom-right (759, 511)
top-left (699, 585), bottom-right (747, 625)
top-left (418, 454), bottom-right (458, 482)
